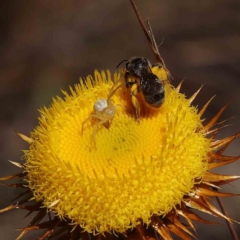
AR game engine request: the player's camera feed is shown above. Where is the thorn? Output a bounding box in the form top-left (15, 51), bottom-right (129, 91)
top-left (8, 160), bottom-right (24, 168)
top-left (198, 96), bottom-right (215, 118)
top-left (15, 132), bottom-right (33, 144)
top-left (204, 103), bottom-right (228, 131)
top-left (188, 85), bottom-right (203, 104)
top-left (175, 79), bottom-right (184, 93)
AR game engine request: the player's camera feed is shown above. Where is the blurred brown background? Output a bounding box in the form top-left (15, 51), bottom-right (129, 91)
top-left (0, 0), bottom-right (240, 239)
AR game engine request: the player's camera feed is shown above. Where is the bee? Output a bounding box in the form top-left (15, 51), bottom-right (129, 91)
top-left (110, 2), bottom-right (172, 122)
top-left (116, 57), bottom-right (165, 121)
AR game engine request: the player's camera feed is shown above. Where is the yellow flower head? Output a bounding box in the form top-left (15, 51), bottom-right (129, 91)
top-left (1, 66), bottom-right (239, 240)
top-left (24, 67), bottom-right (210, 233)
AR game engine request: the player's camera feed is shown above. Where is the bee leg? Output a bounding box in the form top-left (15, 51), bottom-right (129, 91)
top-left (152, 63), bottom-right (173, 82)
top-left (152, 62), bottom-right (163, 68)
top-left (130, 83), bottom-right (141, 123)
top-left (125, 72), bottom-right (136, 88)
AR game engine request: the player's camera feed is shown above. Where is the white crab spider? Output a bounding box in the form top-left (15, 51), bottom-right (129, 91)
top-left (81, 79), bottom-right (124, 141)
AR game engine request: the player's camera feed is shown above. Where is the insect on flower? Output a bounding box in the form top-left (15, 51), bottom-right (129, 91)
top-left (116, 56), bottom-right (165, 121)
top-left (109, 3), bottom-right (172, 122)
top-left (81, 81), bottom-right (123, 142)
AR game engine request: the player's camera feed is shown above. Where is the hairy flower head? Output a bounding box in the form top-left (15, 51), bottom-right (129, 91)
top-left (1, 67), bottom-right (239, 240)
top-left (24, 67), bottom-right (209, 233)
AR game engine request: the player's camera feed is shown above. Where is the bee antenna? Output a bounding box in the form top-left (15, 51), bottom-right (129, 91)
top-left (116, 59), bottom-right (128, 68)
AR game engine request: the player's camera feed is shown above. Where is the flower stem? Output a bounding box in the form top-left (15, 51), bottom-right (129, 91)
top-left (216, 196), bottom-right (239, 240)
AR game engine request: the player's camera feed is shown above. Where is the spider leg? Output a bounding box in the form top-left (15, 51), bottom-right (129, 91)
top-left (81, 114), bottom-right (93, 136)
top-left (115, 103), bottom-right (126, 110)
top-left (107, 77), bottom-right (124, 100)
top-left (92, 118), bottom-right (109, 143)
